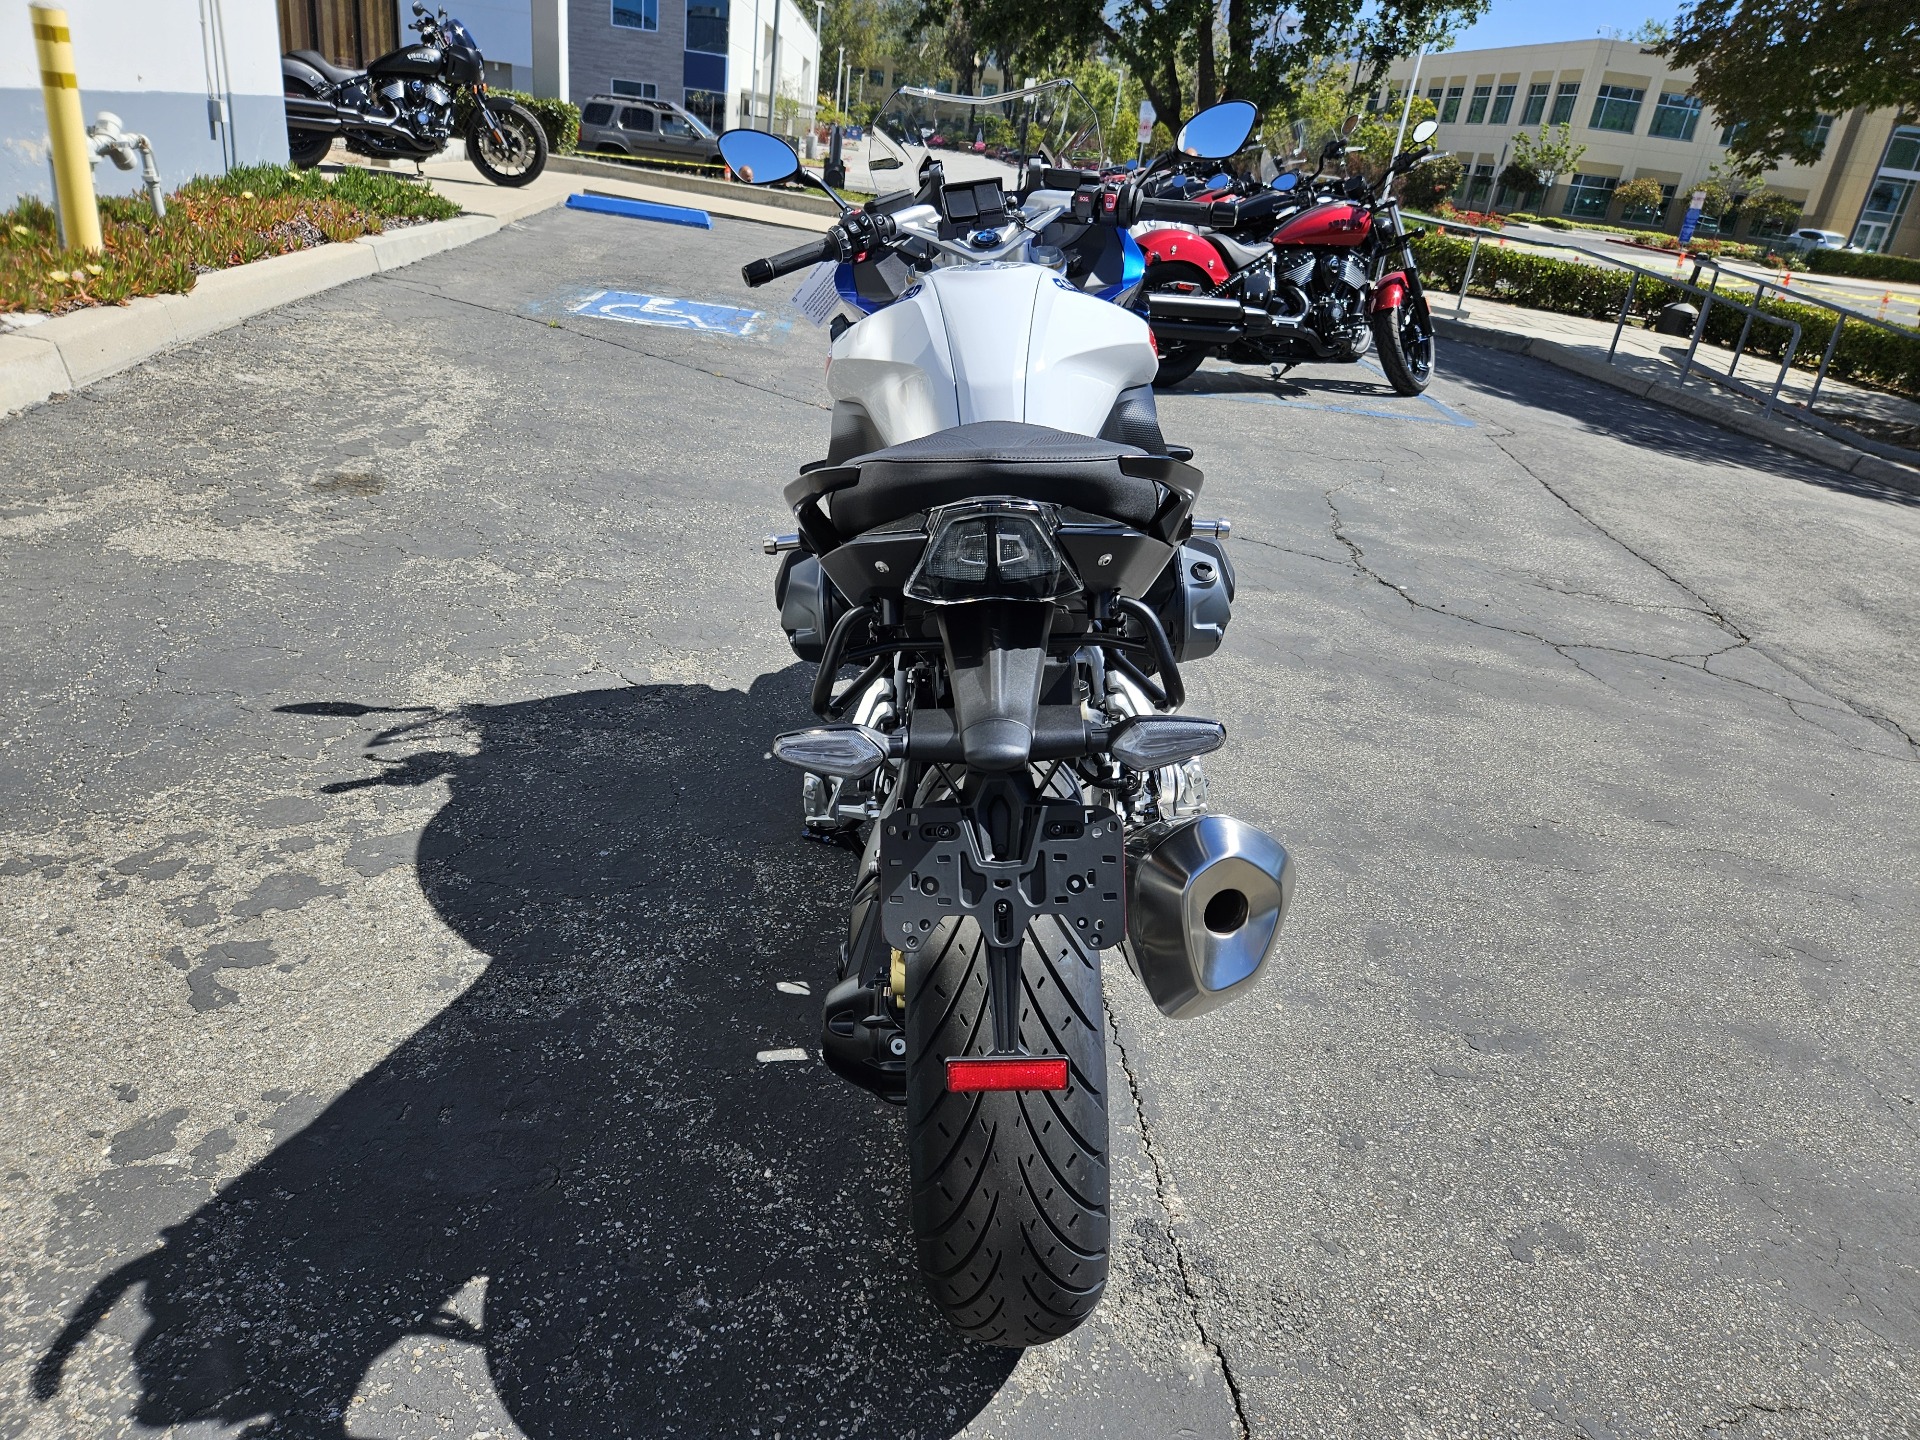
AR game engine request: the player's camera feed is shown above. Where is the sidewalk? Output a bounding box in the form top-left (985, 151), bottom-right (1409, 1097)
top-left (0, 153), bottom-right (826, 420)
top-left (1435, 292), bottom-right (1920, 493)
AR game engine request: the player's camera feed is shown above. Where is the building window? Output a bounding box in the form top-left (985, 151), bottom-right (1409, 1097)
top-left (1801, 114), bottom-right (1833, 156)
top-left (1490, 83), bottom-right (1516, 125)
top-left (684, 89), bottom-right (726, 131)
top-left (683, 49), bottom-right (725, 94)
top-left (610, 79), bottom-right (657, 98)
top-left (1521, 81), bottom-right (1549, 126)
top-left (1719, 119), bottom-right (1747, 147)
top-left (1562, 172), bottom-right (1618, 218)
top-left (868, 69), bottom-right (885, 85)
top-left (612, 0), bottom-right (657, 30)
top-left (1466, 84), bottom-right (1491, 124)
top-left (1440, 85), bottom-right (1464, 124)
top-left (1549, 81), bottom-right (1580, 126)
top-left (1883, 124), bottom-right (1920, 174)
top-left (1465, 162), bottom-right (1495, 206)
top-left (1589, 84), bottom-right (1644, 134)
top-left (1426, 84), bottom-right (1444, 111)
top-left (685, 0), bottom-right (727, 54)
top-left (1648, 92), bottom-right (1700, 141)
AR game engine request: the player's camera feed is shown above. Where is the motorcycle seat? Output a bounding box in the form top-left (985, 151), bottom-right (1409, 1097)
top-left (1211, 233), bottom-right (1274, 270)
top-left (288, 49), bottom-right (363, 85)
top-left (806, 421), bottom-right (1177, 537)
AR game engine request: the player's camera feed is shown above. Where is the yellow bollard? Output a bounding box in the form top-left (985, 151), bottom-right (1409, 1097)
top-left (31, 5), bottom-right (102, 254)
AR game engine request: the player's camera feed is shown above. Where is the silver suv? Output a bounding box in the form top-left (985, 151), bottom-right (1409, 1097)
top-left (578, 95), bottom-right (723, 166)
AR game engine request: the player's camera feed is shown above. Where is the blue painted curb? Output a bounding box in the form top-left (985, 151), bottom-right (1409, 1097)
top-left (565, 193), bottom-right (713, 229)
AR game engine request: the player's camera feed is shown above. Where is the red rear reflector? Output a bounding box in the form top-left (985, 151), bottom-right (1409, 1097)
top-left (946, 1057), bottom-right (1069, 1092)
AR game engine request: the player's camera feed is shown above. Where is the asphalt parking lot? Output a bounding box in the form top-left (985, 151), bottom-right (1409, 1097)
top-left (3, 204), bottom-right (1918, 1438)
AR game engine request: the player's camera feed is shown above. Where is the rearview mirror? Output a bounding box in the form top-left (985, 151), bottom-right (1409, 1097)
top-left (1342, 114), bottom-right (1361, 137)
top-left (1272, 172), bottom-right (1299, 191)
top-left (1411, 119), bottom-right (1438, 144)
top-left (1177, 100), bottom-right (1259, 161)
top-left (717, 128), bottom-right (801, 185)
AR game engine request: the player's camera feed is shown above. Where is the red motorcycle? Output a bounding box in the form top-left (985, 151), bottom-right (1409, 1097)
top-left (1125, 112), bottom-right (1442, 394)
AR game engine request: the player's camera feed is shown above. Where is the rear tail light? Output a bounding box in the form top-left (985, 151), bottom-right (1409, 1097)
top-left (945, 1056), bottom-right (1069, 1092)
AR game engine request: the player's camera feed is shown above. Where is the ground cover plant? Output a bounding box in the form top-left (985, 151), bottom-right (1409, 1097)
top-left (2, 164), bottom-right (459, 315)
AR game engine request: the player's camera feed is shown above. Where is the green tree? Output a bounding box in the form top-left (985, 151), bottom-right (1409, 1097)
top-left (1351, 91), bottom-right (1437, 179)
top-left (1657, 0), bottom-right (1920, 167)
top-left (1613, 175), bottom-right (1667, 222)
top-left (945, 0), bottom-right (1487, 136)
top-left (1500, 122), bottom-right (1585, 198)
top-left (1400, 150), bottom-right (1461, 210)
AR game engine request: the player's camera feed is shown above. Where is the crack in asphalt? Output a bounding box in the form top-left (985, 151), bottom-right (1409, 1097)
top-left (1483, 431), bottom-right (1919, 758)
top-left (1104, 998), bottom-right (1251, 1440)
top-left (1321, 478), bottom-right (1918, 761)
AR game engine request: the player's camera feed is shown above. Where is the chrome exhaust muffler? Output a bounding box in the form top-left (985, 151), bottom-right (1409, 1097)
top-left (1123, 815), bottom-right (1293, 1018)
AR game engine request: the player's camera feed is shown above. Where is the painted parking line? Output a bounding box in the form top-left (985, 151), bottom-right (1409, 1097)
top-left (1183, 359), bottom-right (1475, 428)
top-left (569, 289), bottom-right (764, 336)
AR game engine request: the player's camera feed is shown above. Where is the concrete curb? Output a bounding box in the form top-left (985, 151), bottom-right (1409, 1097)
top-left (0, 213), bottom-right (511, 422)
top-left (1435, 315), bottom-right (1920, 496)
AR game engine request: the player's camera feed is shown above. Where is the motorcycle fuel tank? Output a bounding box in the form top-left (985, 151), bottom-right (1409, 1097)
top-left (369, 44), bottom-right (444, 78)
top-left (1271, 200), bottom-right (1372, 247)
top-left (826, 265), bottom-right (1157, 447)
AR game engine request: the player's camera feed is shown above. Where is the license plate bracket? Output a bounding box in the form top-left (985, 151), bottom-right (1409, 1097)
top-left (876, 803), bottom-right (1124, 953)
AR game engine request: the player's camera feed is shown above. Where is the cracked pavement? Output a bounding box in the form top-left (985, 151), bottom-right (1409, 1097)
top-left (2, 205), bottom-right (1918, 1438)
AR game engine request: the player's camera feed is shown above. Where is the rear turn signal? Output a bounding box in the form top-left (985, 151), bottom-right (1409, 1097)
top-left (946, 1056), bottom-right (1069, 1092)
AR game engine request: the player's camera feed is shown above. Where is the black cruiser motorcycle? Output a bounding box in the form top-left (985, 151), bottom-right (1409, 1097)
top-left (281, 2), bottom-right (547, 186)
top-left (718, 91), bottom-right (1295, 1347)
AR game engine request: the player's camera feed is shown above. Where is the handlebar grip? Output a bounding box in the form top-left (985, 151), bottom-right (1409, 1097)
top-left (743, 236), bottom-right (835, 287)
top-left (1135, 196), bottom-right (1241, 228)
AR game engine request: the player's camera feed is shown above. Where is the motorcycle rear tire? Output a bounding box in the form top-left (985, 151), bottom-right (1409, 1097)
top-left (1372, 294), bottom-right (1435, 396)
top-left (466, 102), bottom-right (548, 187)
top-left (283, 82), bottom-right (334, 169)
top-left (287, 130), bottom-right (334, 169)
top-left (905, 910), bottom-right (1110, 1347)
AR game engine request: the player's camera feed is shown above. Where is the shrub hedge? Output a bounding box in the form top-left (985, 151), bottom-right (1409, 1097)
top-left (1412, 231), bottom-right (1920, 397)
top-left (455, 90), bottom-right (581, 153)
top-left (1806, 248), bottom-right (1920, 286)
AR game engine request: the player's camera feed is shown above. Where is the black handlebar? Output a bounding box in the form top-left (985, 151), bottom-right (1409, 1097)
top-left (744, 235), bottom-right (836, 287)
top-left (1135, 195), bottom-right (1240, 228)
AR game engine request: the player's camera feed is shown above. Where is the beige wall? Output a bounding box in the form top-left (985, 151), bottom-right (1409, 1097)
top-left (1376, 37), bottom-right (1916, 256)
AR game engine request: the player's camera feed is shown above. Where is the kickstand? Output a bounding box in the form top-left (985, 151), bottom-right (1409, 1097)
top-left (1268, 362), bottom-right (1297, 387)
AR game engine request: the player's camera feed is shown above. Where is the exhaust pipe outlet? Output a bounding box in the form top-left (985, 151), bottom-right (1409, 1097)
top-left (1123, 815), bottom-right (1293, 1019)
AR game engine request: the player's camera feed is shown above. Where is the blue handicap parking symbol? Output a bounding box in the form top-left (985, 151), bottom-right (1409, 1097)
top-left (570, 290), bottom-right (762, 337)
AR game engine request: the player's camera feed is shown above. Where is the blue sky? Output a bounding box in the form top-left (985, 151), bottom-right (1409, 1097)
top-left (1445, 0), bottom-right (1678, 52)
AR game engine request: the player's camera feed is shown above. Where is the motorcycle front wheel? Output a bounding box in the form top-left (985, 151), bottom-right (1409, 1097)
top-left (466, 102), bottom-right (548, 187)
top-left (1372, 292), bottom-right (1435, 395)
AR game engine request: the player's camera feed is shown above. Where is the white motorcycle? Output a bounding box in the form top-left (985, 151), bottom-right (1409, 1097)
top-left (721, 85), bottom-right (1292, 1347)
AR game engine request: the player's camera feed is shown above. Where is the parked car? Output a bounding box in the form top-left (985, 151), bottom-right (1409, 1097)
top-left (577, 95), bottom-right (723, 166)
top-left (1781, 227), bottom-right (1854, 254)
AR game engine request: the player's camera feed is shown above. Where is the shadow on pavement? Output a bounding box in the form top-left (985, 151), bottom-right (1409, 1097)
top-left (1439, 342), bottom-right (1920, 509)
top-left (34, 671), bottom-right (1018, 1438)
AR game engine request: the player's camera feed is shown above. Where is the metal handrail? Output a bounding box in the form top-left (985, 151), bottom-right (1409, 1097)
top-left (1402, 211), bottom-right (1821, 417)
